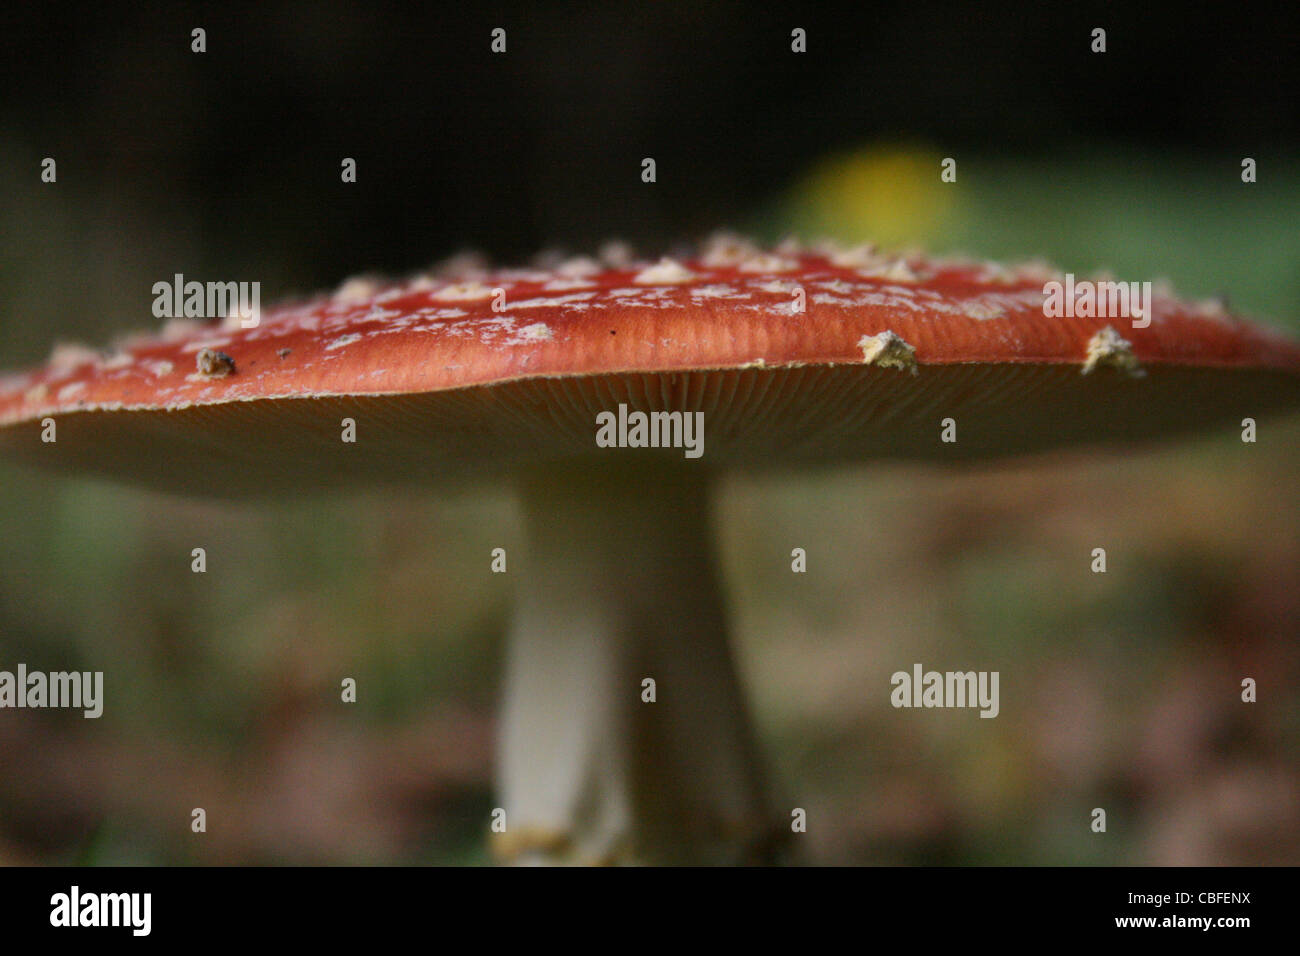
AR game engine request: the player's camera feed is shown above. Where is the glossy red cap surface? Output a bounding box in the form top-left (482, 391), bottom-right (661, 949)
top-left (2, 238), bottom-right (1297, 494)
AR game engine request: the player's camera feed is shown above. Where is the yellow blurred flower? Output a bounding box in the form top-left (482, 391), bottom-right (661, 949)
top-left (785, 144), bottom-right (961, 248)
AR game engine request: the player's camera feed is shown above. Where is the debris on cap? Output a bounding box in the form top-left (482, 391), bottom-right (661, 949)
top-left (1082, 326), bottom-right (1143, 377)
top-left (194, 348), bottom-right (237, 379)
top-left (858, 331), bottom-right (919, 375)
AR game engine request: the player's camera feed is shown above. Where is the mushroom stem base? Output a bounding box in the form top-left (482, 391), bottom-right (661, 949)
top-left (496, 459), bottom-right (772, 864)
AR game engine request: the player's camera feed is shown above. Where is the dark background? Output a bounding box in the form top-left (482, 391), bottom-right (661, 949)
top-left (1, 2), bottom-right (1296, 340)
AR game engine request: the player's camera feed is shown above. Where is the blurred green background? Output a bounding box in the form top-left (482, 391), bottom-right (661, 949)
top-left (1, 3), bottom-right (1297, 864)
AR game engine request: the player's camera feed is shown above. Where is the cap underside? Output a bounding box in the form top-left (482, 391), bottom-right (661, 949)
top-left (1, 361), bottom-right (1293, 496)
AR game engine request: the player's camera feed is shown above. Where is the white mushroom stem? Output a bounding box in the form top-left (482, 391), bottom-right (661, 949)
top-left (496, 461), bottom-right (773, 864)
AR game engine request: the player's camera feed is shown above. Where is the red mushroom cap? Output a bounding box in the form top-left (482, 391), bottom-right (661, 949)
top-left (2, 238), bottom-right (1298, 494)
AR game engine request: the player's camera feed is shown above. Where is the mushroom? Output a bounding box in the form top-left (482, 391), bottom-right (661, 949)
top-left (2, 237), bottom-right (1298, 864)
